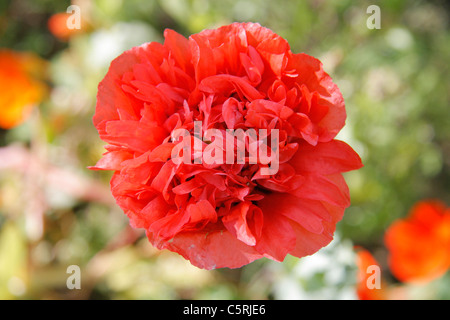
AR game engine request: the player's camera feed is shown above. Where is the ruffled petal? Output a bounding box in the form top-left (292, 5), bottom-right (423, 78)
top-left (222, 201), bottom-right (263, 246)
top-left (88, 149), bottom-right (132, 171)
top-left (256, 197), bottom-right (297, 261)
top-left (163, 29), bottom-right (192, 73)
top-left (290, 173), bottom-right (351, 208)
top-left (290, 140), bottom-right (363, 174)
top-left (157, 228), bottom-right (263, 270)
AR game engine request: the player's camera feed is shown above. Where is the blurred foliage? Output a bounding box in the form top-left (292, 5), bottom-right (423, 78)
top-left (0, 0), bottom-right (449, 299)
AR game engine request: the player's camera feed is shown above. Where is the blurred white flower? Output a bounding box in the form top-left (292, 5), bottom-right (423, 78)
top-left (272, 235), bottom-right (358, 300)
top-left (86, 22), bottom-right (160, 71)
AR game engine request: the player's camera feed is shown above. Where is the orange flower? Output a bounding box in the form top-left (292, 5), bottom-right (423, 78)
top-left (0, 50), bottom-right (46, 129)
top-left (48, 13), bottom-right (83, 41)
top-left (355, 247), bottom-right (386, 300)
top-left (384, 200), bottom-right (450, 283)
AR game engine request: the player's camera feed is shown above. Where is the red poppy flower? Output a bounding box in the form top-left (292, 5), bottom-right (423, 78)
top-left (385, 200), bottom-right (450, 283)
top-left (91, 23), bottom-right (363, 269)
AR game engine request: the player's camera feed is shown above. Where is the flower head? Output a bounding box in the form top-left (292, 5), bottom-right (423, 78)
top-left (92, 23), bottom-right (363, 269)
top-left (385, 200), bottom-right (450, 283)
top-left (0, 50), bottom-right (46, 129)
